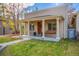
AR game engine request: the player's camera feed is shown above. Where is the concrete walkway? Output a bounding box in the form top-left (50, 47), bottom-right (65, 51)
top-left (0, 38), bottom-right (30, 52)
top-left (0, 45), bottom-right (6, 52)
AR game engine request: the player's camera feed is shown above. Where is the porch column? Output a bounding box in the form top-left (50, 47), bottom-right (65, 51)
top-left (19, 22), bottom-right (21, 36)
top-left (28, 21), bottom-right (30, 36)
top-left (56, 17), bottom-right (60, 40)
top-left (42, 19), bottom-right (45, 38)
top-left (24, 23), bottom-right (26, 35)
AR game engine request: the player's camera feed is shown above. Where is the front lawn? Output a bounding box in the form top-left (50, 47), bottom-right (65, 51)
top-left (0, 37), bottom-right (18, 43)
top-left (1, 39), bottom-right (79, 56)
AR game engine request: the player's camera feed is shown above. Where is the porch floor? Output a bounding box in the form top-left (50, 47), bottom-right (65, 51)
top-left (21, 35), bottom-right (59, 41)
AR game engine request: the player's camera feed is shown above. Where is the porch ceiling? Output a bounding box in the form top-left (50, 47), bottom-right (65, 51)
top-left (21, 15), bottom-right (64, 23)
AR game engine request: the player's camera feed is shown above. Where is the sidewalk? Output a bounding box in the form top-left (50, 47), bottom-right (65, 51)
top-left (0, 38), bottom-right (30, 52)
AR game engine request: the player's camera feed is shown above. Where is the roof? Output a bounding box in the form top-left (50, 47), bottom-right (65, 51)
top-left (25, 5), bottom-right (67, 19)
top-left (20, 15), bottom-right (64, 23)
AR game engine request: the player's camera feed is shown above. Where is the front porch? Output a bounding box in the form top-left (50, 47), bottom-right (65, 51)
top-left (19, 15), bottom-right (64, 41)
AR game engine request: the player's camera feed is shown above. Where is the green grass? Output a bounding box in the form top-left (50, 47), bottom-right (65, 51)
top-left (0, 37), bottom-right (18, 43)
top-left (1, 39), bottom-right (79, 56)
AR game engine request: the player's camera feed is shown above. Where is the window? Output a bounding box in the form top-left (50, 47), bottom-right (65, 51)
top-left (48, 22), bottom-right (56, 31)
top-left (48, 23), bottom-right (52, 30)
top-left (30, 24), bottom-right (34, 31)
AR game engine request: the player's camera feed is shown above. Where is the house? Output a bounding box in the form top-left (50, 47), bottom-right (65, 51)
top-left (19, 4), bottom-right (78, 41)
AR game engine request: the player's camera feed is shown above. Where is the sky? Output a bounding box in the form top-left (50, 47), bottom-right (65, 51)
top-left (72, 3), bottom-right (79, 11)
top-left (24, 3), bottom-right (62, 13)
top-left (23, 3), bottom-right (79, 13)
top-left (29, 3), bottom-right (57, 10)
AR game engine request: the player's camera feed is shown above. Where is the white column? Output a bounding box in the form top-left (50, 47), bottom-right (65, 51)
top-left (24, 23), bottom-right (26, 35)
top-left (28, 21), bottom-right (30, 36)
top-left (42, 20), bottom-right (45, 38)
top-left (56, 17), bottom-right (60, 40)
top-left (19, 22), bottom-right (21, 36)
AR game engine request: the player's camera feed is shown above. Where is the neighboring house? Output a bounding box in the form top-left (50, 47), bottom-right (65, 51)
top-left (0, 18), bottom-right (6, 35)
top-left (0, 16), bottom-right (13, 35)
top-left (0, 20), bottom-right (4, 35)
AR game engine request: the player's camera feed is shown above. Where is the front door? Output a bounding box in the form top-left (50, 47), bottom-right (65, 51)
top-left (37, 21), bottom-right (42, 35)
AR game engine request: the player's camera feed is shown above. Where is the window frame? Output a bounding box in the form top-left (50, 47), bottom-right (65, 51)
top-left (30, 23), bottom-right (34, 31)
top-left (48, 22), bottom-right (56, 31)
